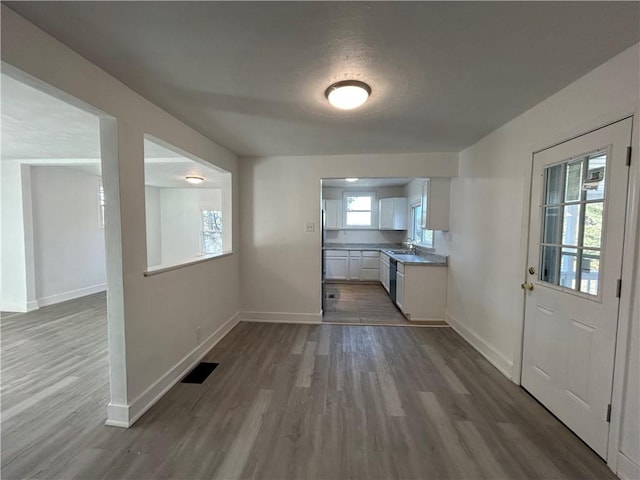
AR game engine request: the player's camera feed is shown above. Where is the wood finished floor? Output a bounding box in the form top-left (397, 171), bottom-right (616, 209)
top-left (324, 283), bottom-right (410, 325)
top-left (1, 294), bottom-right (614, 479)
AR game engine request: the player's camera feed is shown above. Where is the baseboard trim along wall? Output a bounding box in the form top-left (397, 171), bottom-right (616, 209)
top-left (105, 312), bottom-right (240, 428)
top-left (239, 311), bottom-right (322, 324)
top-left (38, 283), bottom-right (107, 307)
top-left (446, 313), bottom-right (514, 380)
top-left (0, 299), bottom-right (39, 313)
top-left (617, 452), bottom-right (640, 480)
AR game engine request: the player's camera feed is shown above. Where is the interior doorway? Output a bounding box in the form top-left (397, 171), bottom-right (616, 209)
top-left (0, 71), bottom-right (118, 469)
top-left (521, 118), bottom-right (633, 458)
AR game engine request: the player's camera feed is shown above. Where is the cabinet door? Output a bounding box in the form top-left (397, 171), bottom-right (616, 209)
top-left (378, 198), bottom-right (394, 229)
top-left (326, 257), bottom-right (348, 279)
top-left (348, 256), bottom-right (361, 280)
top-left (396, 271), bottom-right (405, 310)
top-left (421, 179), bottom-right (450, 231)
top-left (392, 198), bottom-right (408, 229)
top-left (324, 199), bottom-right (341, 229)
top-left (361, 268), bottom-right (380, 281)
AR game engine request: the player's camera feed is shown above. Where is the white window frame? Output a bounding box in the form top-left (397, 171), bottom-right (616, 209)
top-left (343, 191), bottom-right (376, 229)
top-left (410, 201), bottom-right (434, 248)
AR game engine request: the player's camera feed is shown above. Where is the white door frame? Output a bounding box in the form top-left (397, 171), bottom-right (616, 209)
top-left (514, 111), bottom-right (638, 472)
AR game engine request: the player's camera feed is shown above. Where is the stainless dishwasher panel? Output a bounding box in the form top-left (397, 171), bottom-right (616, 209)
top-left (389, 258), bottom-right (397, 303)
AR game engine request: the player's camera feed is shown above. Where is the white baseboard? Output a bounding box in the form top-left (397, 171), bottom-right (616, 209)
top-left (239, 311), bottom-right (322, 324)
top-left (1, 299), bottom-right (39, 313)
top-left (105, 312), bottom-right (240, 428)
top-left (446, 312), bottom-right (514, 380)
top-left (617, 452), bottom-right (640, 480)
top-left (38, 283), bottom-right (107, 307)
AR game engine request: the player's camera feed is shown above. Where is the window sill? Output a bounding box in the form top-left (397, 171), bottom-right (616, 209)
top-left (144, 251), bottom-right (234, 277)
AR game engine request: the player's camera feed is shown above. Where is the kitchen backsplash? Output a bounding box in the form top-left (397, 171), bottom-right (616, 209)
top-left (324, 229), bottom-right (406, 244)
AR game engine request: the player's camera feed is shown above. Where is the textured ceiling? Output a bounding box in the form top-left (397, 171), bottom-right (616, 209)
top-left (4, 2), bottom-right (639, 156)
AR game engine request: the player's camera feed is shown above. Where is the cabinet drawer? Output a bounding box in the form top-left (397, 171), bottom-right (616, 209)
top-left (397, 262), bottom-right (405, 274)
top-left (362, 257), bottom-right (379, 269)
top-left (325, 250), bottom-right (348, 257)
top-left (349, 250), bottom-right (362, 257)
top-left (362, 251), bottom-right (380, 258)
top-left (380, 253), bottom-right (389, 263)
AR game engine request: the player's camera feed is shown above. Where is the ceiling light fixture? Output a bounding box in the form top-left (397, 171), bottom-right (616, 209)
top-left (345, 178), bottom-right (359, 182)
top-left (185, 175), bottom-right (204, 184)
top-left (325, 80), bottom-right (371, 110)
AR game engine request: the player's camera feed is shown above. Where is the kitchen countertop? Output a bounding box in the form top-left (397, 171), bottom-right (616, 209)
top-left (323, 243), bottom-right (448, 266)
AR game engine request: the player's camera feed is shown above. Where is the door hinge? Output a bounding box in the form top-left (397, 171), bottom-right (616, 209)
top-left (626, 146), bottom-right (632, 166)
top-left (616, 279), bottom-right (622, 298)
top-left (606, 404), bottom-right (612, 422)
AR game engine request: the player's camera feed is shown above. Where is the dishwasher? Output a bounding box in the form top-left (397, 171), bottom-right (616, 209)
top-left (389, 258), bottom-right (398, 303)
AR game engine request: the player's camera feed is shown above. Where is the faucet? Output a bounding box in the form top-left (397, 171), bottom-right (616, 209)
top-left (402, 237), bottom-right (415, 253)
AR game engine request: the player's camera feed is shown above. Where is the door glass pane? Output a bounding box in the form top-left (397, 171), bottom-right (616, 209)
top-left (565, 160), bottom-right (583, 202)
top-left (583, 202), bottom-right (603, 248)
top-left (580, 250), bottom-right (600, 295)
top-left (584, 153), bottom-right (607, 201)
top-left (562, 204), bottom-right (582, 246)
top-left (542, 206), bottom-right (561, 244)
top-left (540, 245), bottom-right (559, 284)
top-left (560, 248), bottom-right (578, 289)
top-left (545, 164), bottom-right (563, 205)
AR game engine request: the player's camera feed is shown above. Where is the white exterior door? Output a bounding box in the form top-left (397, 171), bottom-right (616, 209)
top-left (522, 118), bottom-right (632, 459)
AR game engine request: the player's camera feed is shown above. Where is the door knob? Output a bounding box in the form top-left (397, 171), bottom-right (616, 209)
top-left (521, 282), bottom-right (534, 291)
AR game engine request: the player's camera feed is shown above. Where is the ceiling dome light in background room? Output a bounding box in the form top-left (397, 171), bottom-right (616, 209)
top-left (325, 80), bottom-right (371, 110)
top-left (185, 175), bottom-right (204, 184)
top-left (345, 178), bottom-right (359, 182)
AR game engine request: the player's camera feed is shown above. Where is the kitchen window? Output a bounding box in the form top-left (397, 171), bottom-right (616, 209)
top-left (410, 203), bottom-right (433, 248)
top-left (344, 192), bottom-right (374, 227)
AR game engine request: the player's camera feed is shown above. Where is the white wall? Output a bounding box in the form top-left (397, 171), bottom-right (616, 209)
top-left (0, 162), bottom-right (38, 311)
top-left (144, 186), bottom-right (161, 267)
top-left (445, 44), bottom-right (639, 473)
top-left (240, 152), bottom-right (458, 320)
top-left (31, 166), bottom-right (106, 305)
top-left (159, 188), bottom-right (222, 265)
top-left (2, 6), bottom-right (241, 426)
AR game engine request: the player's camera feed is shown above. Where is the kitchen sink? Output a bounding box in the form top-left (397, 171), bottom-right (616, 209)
top-left (383, 249), bottom-right (413, 255)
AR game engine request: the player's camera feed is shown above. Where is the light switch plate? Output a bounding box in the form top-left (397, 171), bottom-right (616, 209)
top-left (305, 222), bottom-right (315, 233)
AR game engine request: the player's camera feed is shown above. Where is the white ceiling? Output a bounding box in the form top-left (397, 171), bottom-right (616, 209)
top-left (5, 2), bottom-right (638, 157)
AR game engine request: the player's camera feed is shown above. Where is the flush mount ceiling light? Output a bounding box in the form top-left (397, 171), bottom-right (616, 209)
top-left (345, 178), bottom-right (359, 182)
top-left (325, 80), bottom-right (371, 110)
top-left (185, 175), bottom-right (204, 184)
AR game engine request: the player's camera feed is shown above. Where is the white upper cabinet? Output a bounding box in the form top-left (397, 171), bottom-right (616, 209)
top-left (421, 179), bottom-right (450, 231)
top-left (323, 199), bottom-right (341, 230)
top-left (378, 197), bottom-right (408, 230)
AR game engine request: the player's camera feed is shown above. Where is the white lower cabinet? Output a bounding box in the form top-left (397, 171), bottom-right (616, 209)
top-left (325, 250), bottom-right (348, 280)
top-left (380, 253), bottom-right (390, 292)
top-left (325, 249), bottom-right (379, 281)
top-left (348, 251), bottom-right (361, 280)
top-left (396, 270), bottom-right (405, 310)
top-left (395, 262), bottom-right (447, 321)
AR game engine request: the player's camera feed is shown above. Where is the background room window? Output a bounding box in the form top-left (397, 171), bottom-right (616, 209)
top-left (411, 203), bottom-right (433, 248)
top-left (344, 192), bottom-right (374, 227)
top-left (201, 210), bottom-right (223, 255)
top-left (98, 180), bottom-right (105, 229)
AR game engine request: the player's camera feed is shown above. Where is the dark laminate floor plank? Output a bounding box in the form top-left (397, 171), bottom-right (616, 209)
top-left (2, 299), bottom-right (615, 480)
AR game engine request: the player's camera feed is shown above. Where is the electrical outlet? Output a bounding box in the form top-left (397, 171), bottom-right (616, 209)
top-left (305, 222), bottom-right (315, 233)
